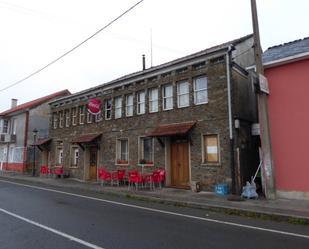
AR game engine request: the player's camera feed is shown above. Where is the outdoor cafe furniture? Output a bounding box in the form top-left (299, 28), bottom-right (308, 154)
top-left (128, 170), bottom-right (143, 190)
top-left (53, 165), bottom-right (64, 178)
top-left (111, 169), bottom-right (126, 186)
top-left (98, 168), bottom-right (112, 186)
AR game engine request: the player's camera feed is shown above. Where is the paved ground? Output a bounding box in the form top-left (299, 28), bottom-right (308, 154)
top-left (0, 179), bottom-right (308, 249)
top-left (0, 171), bottom-right (308, 224)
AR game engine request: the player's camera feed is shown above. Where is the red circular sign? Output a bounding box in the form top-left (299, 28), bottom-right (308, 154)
top-left (87, 99), bottom-right (101, 115)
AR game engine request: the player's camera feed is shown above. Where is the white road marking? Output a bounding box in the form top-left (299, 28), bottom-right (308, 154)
top-left (0, 207), bottom-right (105, 249)
top-left (1, 179), bottom-right (309, 240)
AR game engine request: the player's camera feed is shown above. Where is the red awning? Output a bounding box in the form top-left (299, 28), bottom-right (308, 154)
top-left (72, 134), bottom-right (101, 143)
top-left (34, 138), bottom-right (52, 146)
top-left (147, 121), bottom-right (196, 137)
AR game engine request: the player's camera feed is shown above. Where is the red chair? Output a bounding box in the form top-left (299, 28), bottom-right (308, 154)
top-left (40, 165), bottom-right (48, 177)
top-left (111, 169), bottom-right (126, 186)
top-left (152, 169), bottom-right (166, 189)
top-left (54, 165), bottom-right (64, 178)
top-left (128, 170), bottom-right (143, 190)
top-left (142, 173), bottom-right (154, 190)
top-left (98, 168), bottom-right (112, 186)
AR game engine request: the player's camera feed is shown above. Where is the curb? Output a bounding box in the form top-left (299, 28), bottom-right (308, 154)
top-left (1, 175), bottom-right (308, 225)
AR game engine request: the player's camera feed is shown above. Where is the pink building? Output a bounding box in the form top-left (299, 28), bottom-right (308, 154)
top-left (263, 37), bottom-right (309, 200)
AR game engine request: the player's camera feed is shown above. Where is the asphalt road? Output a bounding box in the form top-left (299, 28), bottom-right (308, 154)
top-left (0, 179), bottom-right (308, 249)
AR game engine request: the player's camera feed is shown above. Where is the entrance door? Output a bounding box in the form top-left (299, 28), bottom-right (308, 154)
top-left (89, 147), bottom-right (97, 180)
top-left (171, 138), bottom-right (189, 188)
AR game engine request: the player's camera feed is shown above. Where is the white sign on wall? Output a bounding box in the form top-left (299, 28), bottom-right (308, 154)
top-left (259, 74), bottom-right (269, 94)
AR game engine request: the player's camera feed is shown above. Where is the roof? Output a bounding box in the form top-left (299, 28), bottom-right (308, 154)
top-left (34, 138), bottom-right (52, 146)
top-left (263, 37), bottom-right (309, 64)
top-left (146, 121), bottom-right (196, 137)
top-left (72, 134), bottom-right (101, 143)
top-left (0, 89), bottom-right (70, 116)
top-left (50, 34), bottom-right (253, 105)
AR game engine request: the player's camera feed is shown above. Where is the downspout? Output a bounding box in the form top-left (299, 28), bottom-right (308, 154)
top-left (226, 45), bottom-right (236, 194)
top-left (23, 111), bottom-right (29, 172)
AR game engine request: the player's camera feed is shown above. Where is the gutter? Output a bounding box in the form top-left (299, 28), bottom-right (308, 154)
top-left (226, 45), bottom-right (236, 194)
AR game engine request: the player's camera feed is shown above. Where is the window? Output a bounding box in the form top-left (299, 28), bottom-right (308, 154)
top-left (57, 148), bottom-right (63, 165)
top-left (115, 96), bottom-right (122, 119)
top-left (53, 113), bottom-right (58, 129)
top-left (65, 110), bottom-right (70, 127)
top-left (139, 137), bottom-right (154, 164)
top-left (194, 76), bottom-right (208, 105)
top-left (149, 88), bottom-right (158, 113)
top-left (72, 107), bottom-right (77, 126)
top-left (126, 94), bottom-right (133, 117)
top-left (105, 99), bottom-right (112, 120)
top-left (0, 120), bottom-right (9, 133)
top-left (72, 148), bottom-right (79, 166)
top-left (203, 134), bottom-right (219, 164)
top-left (177, 81), bottom-right (189, 108)
top-left (95, 113), bottom-right (103, 122)
top-left (1, 119), bottom-right (9, 133)
top-left (11, 119), bottom-right (17, 135)
top-left (87, 112), bottom-right (92, 123)
top-left (162, 84), bottom-right (173, 110)
top-left (59, 111), bottom-right (64, 128)
top-left (137, 91), bottom-right (145, 115)
top-left (79, 106), bottom-right (85, 124)
top-left (116, 138), bottom-right (128, 164)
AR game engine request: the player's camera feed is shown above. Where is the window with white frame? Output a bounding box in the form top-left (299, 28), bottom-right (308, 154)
top-left (149, 88), bottom-right (158, 113)
top-left (53, 113), bottom-right (58, 129)
top-left (72, 147), bottom-right (79, 166)
top-left (126, 94), bottom-right (133, 117)
top-left (86, 112), bottom-right (92, 123)
top-left (11, 119), bottom-right (17, 135)
top-left (79, 106), bottom-right (85, 124)
top-left (95, 113), bottom-right (102, 122)
top-left (162, 84), bottom-right (173, 110)
top-left (137, 91), bottom-right (145, 114)
top-left (177, 81), bottom-right (190, 108)
top-left (116, 138), bottom-right (128, 164)
top-left (203, 134), bottom-right (219, 164)
top-left (57, 148), bottom-right (63, 165)
top-left (139, 137), bottom-right (154, 164)
top-left (105, 99), bottom-right (112, 120)
top-left (72, 107), bottom-right (77, 126)
top-left (0, 119), bottom-right (9, 134)
top-left (65, 109), bottom-right (70, 127)
top-left (59, 111), bottom-right (64, 128)
top-left (115, 96), bottom-right (122, 119)
top-left (194, 76), bottom-right (208, 105)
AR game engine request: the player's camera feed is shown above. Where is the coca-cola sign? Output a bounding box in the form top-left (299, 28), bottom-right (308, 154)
top-left (87, 98), bottom-right (101, 115)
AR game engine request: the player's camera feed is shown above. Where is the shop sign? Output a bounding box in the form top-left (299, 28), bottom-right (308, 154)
top-left (259, 74), bottom-right (269, 94)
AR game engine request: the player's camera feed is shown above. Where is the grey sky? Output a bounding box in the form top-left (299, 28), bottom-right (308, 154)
top-left (0, 0), bottom-right (308, 111)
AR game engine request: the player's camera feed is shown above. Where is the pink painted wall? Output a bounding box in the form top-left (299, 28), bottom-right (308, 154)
top-left (265, 58), bottom-right (309, 192)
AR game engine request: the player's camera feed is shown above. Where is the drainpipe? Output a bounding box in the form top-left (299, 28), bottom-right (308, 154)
top-left (23, 111), bottom-right (29, 172)
top-left (226, 45), bottom-right (236, 194)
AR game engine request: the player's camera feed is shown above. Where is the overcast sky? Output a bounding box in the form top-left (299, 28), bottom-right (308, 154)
top-left (0, 0), bottom-right (308, 111)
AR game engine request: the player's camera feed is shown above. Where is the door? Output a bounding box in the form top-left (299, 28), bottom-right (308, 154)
top-left (89, 147), bottom-right (97, 180)
top-left (171, 138), bottom-right (189, 188)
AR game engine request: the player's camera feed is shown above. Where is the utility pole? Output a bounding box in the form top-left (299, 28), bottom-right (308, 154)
top-left (251, 0), bottom-right (276, 199)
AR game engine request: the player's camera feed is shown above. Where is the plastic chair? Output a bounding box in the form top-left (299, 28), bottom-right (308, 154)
top-left (111, 169), bottom-right (126, 186)
top-left (128, 170), bottom-right (143, 190)
top-left (152, 169), bottom-right (166, 189)
top-left (98, 168), bottom-right (112, 186)
top-left (40, 165), bottom-right (48, 177)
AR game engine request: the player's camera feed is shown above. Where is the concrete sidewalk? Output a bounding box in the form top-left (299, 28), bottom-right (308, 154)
top-left (1, 171), bottom-right (309, 224)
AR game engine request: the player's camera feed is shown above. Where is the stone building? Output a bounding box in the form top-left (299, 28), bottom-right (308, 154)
top-left (49, 35), bottom-right (259, 192)
top-left (0, 90), bottom-right (70, 173)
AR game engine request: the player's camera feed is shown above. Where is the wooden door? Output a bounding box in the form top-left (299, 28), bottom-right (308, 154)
top-left (89, 147), bottom-right (97, 180)
top-left (171, 139), bottom-right (189, 188)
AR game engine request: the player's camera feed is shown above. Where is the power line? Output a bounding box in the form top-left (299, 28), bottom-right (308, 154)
top-left (0, 0), bottom-right (145, 93)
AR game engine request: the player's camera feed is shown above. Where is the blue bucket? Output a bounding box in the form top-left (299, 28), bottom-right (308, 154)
top-left (214, 184), bottom-right (228, 195)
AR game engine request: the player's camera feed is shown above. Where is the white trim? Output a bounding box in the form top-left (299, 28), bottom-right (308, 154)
top-left (264, 51), bottom-right (309, 68)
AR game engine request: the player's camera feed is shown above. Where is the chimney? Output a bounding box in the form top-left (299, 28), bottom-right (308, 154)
top-left (11, 99), bottom-right (18, 108)
top-left (142, 54), bottom-right (146, 70)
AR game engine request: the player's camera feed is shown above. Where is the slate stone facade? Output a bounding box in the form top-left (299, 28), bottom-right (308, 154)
top-left (48, 35), bottom-right (259, 192)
